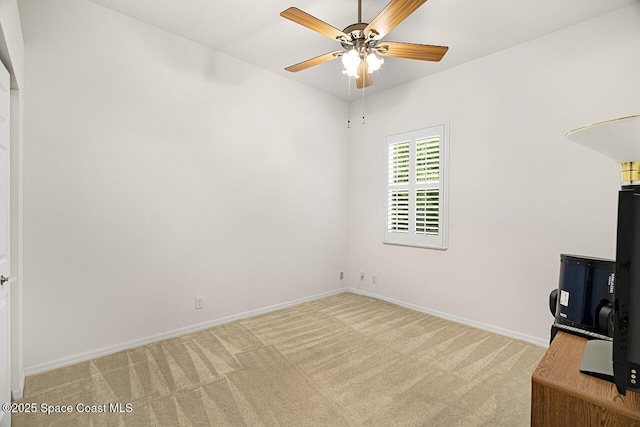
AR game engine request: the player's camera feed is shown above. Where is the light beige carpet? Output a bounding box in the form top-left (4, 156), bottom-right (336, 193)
top-left (14, 292), bottom-right (546, 426)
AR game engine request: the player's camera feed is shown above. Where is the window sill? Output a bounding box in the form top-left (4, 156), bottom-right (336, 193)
top-left (382, 240), bottom-right (448, 251)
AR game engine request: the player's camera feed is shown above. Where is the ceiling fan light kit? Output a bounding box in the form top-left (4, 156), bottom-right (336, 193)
top-left (341, 49), bottom-right (361, 77)
top-left (366, 52), bottom-right (384, 73)
top-left (280, 0), bottom-right (449, 92)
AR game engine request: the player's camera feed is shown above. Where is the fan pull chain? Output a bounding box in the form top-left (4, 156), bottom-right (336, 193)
top-left (362, 84), bottom-right (365, 125)
top-left (347, 76), bottom-right (352, 128)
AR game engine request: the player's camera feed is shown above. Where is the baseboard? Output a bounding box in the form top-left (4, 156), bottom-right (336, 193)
top-left (24, 288), bottom-right (347, 377)
top-left (24, 286), bottom-right (547, 378)
top-left (11, 369), bottom-right (26, 400)
top-left (346, 287), bottom-right (549, 347)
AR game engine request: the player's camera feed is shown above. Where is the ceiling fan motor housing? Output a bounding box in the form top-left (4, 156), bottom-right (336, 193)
top-left (340, 23), bottom-right (378, 56)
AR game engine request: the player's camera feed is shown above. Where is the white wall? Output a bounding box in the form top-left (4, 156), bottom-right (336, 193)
top-left (19, 0), bottom-right (349, 368)
top-left (347, 4), bottom-right (640, 343)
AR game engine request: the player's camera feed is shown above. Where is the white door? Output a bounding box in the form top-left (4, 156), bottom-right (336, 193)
top-left (0, 60), bottom-right (11, 427)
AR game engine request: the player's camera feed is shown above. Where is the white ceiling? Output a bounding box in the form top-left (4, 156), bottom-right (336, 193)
top-left (86, 0), bottom-right (640, 100)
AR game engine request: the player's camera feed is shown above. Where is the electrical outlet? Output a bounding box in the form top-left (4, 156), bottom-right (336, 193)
top-left (372, 275), bottom-right (377, 284)
top-left (195, 296), bottom-right (204, 310)
top-left (340, 272), bottom-right (344, 280)
top-left (360, 273), bottom-right (365, 280)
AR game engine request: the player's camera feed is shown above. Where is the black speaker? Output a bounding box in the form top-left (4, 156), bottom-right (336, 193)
top-left (550, 254), bottom-right (615, 342)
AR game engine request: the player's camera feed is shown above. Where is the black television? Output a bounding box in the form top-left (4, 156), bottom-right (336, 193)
top-left (612, 184), bottom-right (640, 394)
top-left (566, 114), bottom-right (640, 395)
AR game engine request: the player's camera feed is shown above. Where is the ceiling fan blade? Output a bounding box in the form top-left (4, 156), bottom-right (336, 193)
top-left (377, 41), bottom-right (448, 61)
top-left (364, 0), bottom-right (428, 40)
top-left (285, 51), bottom-right (342, 73)
top-left (356, 61), bottom-right (373, 89)
top-left (280, 7), bottom-right (348, 41)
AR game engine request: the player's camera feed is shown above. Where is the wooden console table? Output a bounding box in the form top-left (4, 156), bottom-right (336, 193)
top-left (531, 331), bottom-right (640, 426)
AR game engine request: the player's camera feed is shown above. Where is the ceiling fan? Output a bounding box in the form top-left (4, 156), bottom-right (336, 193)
top-left (280, 0), bottom-right (448, 89)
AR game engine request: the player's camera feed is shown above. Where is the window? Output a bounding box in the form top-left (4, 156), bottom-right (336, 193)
top-left (384, 124), bottom-right (448, 249)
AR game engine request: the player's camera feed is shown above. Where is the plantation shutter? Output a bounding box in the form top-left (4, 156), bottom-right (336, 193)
top-left (415, 137), bottom-right (440, 236)
top-left (415, 189), bottom-right (439, 235)
top-left (387, 141), bottom-right (410, 233)
top-left (384, 124), bottom-right (447, 249)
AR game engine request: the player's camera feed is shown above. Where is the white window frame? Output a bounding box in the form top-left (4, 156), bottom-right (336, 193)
top-left (384, 123), bottom-right (448, 250)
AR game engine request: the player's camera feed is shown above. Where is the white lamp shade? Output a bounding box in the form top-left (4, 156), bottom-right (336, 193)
top-left (366, 52), bottom-right (384, 73)
top-left (566, 114), bottom-right (640, 163)
top-left (341, 50), bottom-right (360, 78)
